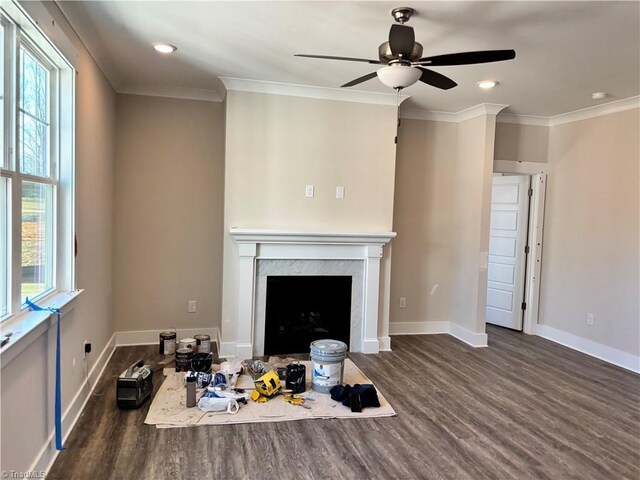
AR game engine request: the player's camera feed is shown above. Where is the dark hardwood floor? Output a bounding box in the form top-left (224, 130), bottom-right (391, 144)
top-left (48, 326), bottom-right (640, 479)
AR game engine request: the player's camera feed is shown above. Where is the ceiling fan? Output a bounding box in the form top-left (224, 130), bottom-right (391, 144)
top-left (295, 7), bottom-right (516, 91)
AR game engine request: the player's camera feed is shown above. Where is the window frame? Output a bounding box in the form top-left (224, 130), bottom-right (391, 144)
top-left (0, 1), bottom-right (75, 324)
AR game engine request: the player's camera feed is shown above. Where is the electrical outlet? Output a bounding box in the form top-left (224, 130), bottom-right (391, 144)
top-left (188, 300), bottom-right (197, 313)
top-left (84, 341), bottom-right (92, 356)
top-left (336, 186), bottom-right (345, 199)
top-left (305, 185), bottom-right (314, 198)
top-left (399, 297), bottom-right (407, 309)
top-left (587, 313), bottom-right (594, 326)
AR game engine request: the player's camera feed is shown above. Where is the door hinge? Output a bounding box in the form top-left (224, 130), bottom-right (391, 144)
top-left (521, 302), bottom-right (527, 310)
top-left (528, 188), bottom-right (533, 197)
top-left (525, 245), bottom-right (530, 254)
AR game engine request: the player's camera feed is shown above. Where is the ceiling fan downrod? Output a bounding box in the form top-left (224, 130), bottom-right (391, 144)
top-left (391, 7), bottom-right (415, 25)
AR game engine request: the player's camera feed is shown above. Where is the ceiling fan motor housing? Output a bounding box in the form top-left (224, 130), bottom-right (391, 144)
top-left (379, 41), bottom-right (423, 64)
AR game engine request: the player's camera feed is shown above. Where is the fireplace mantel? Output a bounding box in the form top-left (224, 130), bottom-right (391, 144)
top-left (229, 228), bottom-right (396, 245)
top-left (228, 228), bottom-right (396, 358)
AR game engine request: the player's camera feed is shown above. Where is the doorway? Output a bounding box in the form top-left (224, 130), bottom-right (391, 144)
top-left (486, 174), bottom-right (531, 331)
top-left (490, 160), bottom-right (548, 335)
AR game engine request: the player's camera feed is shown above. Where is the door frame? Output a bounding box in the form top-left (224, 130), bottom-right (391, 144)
top-left (493, 160), bottom-right (548, 335)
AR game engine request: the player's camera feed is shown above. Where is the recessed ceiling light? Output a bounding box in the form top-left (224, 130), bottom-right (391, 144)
top-left (153, 43), bottom-right (177, 54)
top-left (591, 92), bottom-right (608, 100)
top-left (477, 80), bottom-right (498, 89)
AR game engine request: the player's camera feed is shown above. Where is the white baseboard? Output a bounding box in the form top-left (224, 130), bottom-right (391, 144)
top-left (31, 332), bottom-right (117, 474)
top-left (389, 321), bottom-right (449, 335)
top-left (114, 327), bottom-right (219, 350)
top-left (219, 341), bottom-right (237, 358)
top-left (448, 322), bottom-right (488, 347)
top-left (537, 324), bottom-right (640, 374)
top-left (389, 321), bottom-right (487, 347)
top-left (361, 338), bottom-right (380, 354)
top-left (378, 336), bottom-right (391, 351)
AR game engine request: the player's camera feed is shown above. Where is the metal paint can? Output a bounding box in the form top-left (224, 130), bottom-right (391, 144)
top-left (179, 338), bottom-right (197, 351)
top-left (175, 348), bottom-right (194, 372)
top-left (194, 334), bottom-right (211, 353)
top-left (159, 331), bottom-right (176, 355)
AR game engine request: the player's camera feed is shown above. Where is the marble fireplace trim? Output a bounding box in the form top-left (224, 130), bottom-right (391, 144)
top-left (254, 259), bottom-right (364, 356)
top-left (229, 229), bottom-right (396, 357)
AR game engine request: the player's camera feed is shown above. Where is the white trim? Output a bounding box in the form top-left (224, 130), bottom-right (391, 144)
top-left (401, 108), bottom-right (459, 123)
top-left (378, 336), bottom-right (391, 351)
top-left (219, 341), bottom-right (236, 358)
top-left (497, 113), bottom-right (550, 126)
top-left (219, 77), bottom-right (409, 107)
top-left (31, 332), bottom-right (117, 474)
top-left (448, 322), bottom-right (488, 347)
top-left (522, 173), bottom-right (546, 335)
top-left (401, 103), bottom-right (508, 123)
top-left (456, 103), bottom-right (508, 121)
top-left (117, 84), bottom-right (223, 103)
top-left (548, 96), bottom-right (640, 126)
top-left (229, 229), bottom-right (395, 356)
top-left (493, 160), bottom-right (549, 175)
top-left (114, 327), bottom-right (219, 349)
top-left (536, 325), bottom-right (640, 374)
top-left (0, 289), bottom-right (83, 367)
top-left (229, 228), bottom-right (396, 245)
top-left (388, 321), bottom-right (487, 347)
top-left (404, 96), bottom-right (639, 126)
top-left (389, 321), bottom-right (449, 335)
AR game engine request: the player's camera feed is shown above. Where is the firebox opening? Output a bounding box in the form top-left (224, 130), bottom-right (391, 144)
top-left (264, 275), bottom-right (352, 355)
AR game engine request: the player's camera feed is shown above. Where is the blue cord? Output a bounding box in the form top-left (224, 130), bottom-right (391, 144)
top-left (26, 297), bottom-right (65, 451)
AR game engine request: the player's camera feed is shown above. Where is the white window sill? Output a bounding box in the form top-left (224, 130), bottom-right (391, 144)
top-left (0, 289), bottom-right (84, 368)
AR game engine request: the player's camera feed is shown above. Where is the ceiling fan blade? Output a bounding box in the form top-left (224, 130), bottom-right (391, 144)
top-left (341, 72), bottom-right (378, 88)
top-left (295, 54), bottom-right (383, 65)
top-left (416, 49), bottom-right (516, 66)
top-left (417, 67), bottom-right (457, 90)
top-left (389, 24), bottom-right (415, 58)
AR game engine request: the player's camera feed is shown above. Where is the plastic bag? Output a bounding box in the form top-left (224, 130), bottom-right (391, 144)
top-left (197, 391), bottom-right (240, 414)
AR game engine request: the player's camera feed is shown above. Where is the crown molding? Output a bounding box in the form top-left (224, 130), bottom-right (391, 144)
top-left (547, 96), bottom-right (640, 126)
top-left (401, 103), bottom-right (508, 123)
top-left (117, 84), bottom-right (223, 102)
top-left (219, 77), bottom-right (409, 107)
top-left (401, 108), bottom-right (460, 123)
top-left (497, 113), bottom-right (550, 127)
top-left (456, 103), bottom-right (509, 121)
top-left (402, 96), bottom-right (639, 127)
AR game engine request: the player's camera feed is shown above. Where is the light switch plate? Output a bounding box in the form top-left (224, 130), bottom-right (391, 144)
top-left (336, 186), bottom-right (345, 199)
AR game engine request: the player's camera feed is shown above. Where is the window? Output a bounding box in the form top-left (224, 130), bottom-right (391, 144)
top-left (0, 2), bottom-right (75, 323)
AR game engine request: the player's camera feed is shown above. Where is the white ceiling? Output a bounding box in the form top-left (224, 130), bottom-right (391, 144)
top-left (57, 1), bottom-right (640, 117)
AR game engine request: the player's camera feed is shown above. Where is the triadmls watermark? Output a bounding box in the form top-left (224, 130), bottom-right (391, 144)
top-left (1, 471), bottom-right (47, 479)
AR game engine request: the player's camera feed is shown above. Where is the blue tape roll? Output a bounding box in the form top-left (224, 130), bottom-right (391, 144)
top-left (26, 298), bottom-right (65, 451)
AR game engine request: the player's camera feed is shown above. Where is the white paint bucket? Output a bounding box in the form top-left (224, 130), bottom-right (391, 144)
top-left (310, 339), bottom-right (348, 394)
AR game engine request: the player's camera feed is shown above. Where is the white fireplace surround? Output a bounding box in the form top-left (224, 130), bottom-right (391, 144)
top-left (229, 228), bottom-right (396, 357)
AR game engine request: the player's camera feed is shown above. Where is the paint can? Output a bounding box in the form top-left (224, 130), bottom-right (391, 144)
top-left (194, 334), bottom-right (211, 354)
top-left (159, 331), bottom-right (176, 355)
top-left (310, 339), bottom-right (348, 394)
top-left (179, 338), bottom-right (197, 351)
top-left (175, 348), bottom-right (194, 372)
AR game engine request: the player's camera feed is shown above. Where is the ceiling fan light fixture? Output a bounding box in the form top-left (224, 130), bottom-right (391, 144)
top-left (477, 80), bottom-right (498, 89)
top-left (153, 43), bottom-right (177, 54)
top-left (377, 65), bottom-right (421, 89)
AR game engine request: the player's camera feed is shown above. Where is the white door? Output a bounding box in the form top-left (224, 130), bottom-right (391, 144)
top-left (486, 175), bottom-right (531, 330)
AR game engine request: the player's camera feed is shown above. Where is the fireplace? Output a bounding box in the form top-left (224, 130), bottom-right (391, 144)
top-left (264, 275), bottom-right (352, 355)
top-left (227, 229), bottom-right (396, 358)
